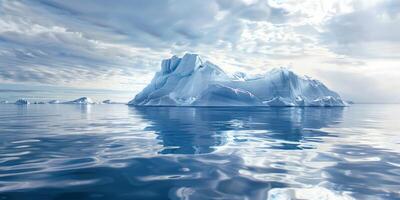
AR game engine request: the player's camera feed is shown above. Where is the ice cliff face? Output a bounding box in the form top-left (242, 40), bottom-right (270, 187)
top-left (129, 53), bottom-right (346, 107)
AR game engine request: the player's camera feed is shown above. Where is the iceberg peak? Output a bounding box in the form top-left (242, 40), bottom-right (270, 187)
top-left (161, 53), bottom-right (205, 76)
top-left (129, 54), bottom-right (346, 107)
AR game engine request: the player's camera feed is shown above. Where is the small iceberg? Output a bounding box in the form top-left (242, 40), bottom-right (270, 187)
top-left (0, 100), bottom-right (9, 104)
top-left (15, 99), bottom-right (30, 105)
top-left (63, 97), bottom-right (94, 104)
top-left (33, 101), bottom-right (46, 104)
top-left (101, 100), bottom-right (119, 104)
top-left (102, 100), bottom-right (112, 104)
top-left (48, 100), bottom-right (61, 104)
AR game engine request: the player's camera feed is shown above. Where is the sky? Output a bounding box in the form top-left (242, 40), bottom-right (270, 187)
top-left (0, 0), bottom-right (399, 103)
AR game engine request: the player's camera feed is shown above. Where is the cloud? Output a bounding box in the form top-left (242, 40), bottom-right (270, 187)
top-left (0, 0), bottom-right (399, 102)
top-left (321, 0), bottom-right (400, 59)
top-left (315, 67), bottom-right (400, 103)
top-left (0, 0), bottom-right (166, 90)
top-left (0, 0), bottom-right (295, 90)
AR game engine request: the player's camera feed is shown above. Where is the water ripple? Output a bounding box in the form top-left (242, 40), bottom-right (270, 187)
top-left (0, 104), bottom-right (399, 199)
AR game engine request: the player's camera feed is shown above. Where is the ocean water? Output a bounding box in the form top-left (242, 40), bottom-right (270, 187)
top-left (0, 104), bottom-right (399, 200)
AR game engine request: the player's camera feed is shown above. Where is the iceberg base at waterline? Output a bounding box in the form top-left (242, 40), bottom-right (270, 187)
top-left (129, 53), bottom-right (346, 107)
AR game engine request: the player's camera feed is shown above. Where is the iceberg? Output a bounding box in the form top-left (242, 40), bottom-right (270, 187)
top-left (15, 99), bottom-right (30, 105)
top-left (48, 100), bottom-right (61, 104)
top-left (102, 99), bottom-right (121, 104)
top-left (102, 100), bottom-right (112, 104)
top-left (129, 53), bottom-right (346, 107)
top-left (33, 101), bottom-right (46, 104)
top-left (64, 97), bottom-right (94, 104)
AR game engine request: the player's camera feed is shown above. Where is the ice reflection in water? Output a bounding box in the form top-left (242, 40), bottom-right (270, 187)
top-left (0, 104), bottom-right (399, 199)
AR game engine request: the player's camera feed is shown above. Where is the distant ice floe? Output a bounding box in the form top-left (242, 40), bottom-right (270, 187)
top-left (129, 53), bottom-right (347, 107)
top-left (12, 97), bottom-right (95, 105)
top-left (14, 99), bottom-right (47, 105)
top-left (267, 186), bottom-right (355, 200)
top-left (101, 99), bottom-right (121, 104)
top-left (102, 99), bottom-right (113, 104)
top-left (8, 97), bottom-right (121, 105)
top-left (32, 101), bottom-right (46, 104)
top-left (48, 100), bottom-right (61, 104)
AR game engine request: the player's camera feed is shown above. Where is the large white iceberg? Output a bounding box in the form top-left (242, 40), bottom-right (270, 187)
top-left (129, 53), bottom-right (346, 107)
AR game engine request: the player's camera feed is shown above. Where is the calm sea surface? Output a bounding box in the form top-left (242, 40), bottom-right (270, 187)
top-left (0, 104), bottom-right (399, 200)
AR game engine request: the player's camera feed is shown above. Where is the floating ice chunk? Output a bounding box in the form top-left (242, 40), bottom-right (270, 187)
top-left (102, 100), bottom-right (112, 104)
top-left (64, 97), bottom-right (94, 104)
top-left (15, 99), bottom-right (30, 105)
top-left (48, 100), bottom-right (61, 104)
top-left (33, 101), bottom-right (46, 104)
top-left (101, 100), bottom-right (120, 104)
top-left (129, 54), bottom-right (346, 107)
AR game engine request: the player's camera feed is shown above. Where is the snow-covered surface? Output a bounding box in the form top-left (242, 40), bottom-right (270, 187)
top-left (15, 99), bottom-right (30, 105)
top-left (129, 54), bottom-right (346, 107)
top-left (267, 186), bottom-right (355, 200)
top-left (63, 97), bottom-right (94, 104)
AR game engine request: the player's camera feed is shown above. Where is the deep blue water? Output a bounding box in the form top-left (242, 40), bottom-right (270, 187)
top-left (0, 104), bottom-right (399, 200)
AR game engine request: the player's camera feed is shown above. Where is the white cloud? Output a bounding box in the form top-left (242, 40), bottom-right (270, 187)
top-left (0, 0), bottom-right (399, 102)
